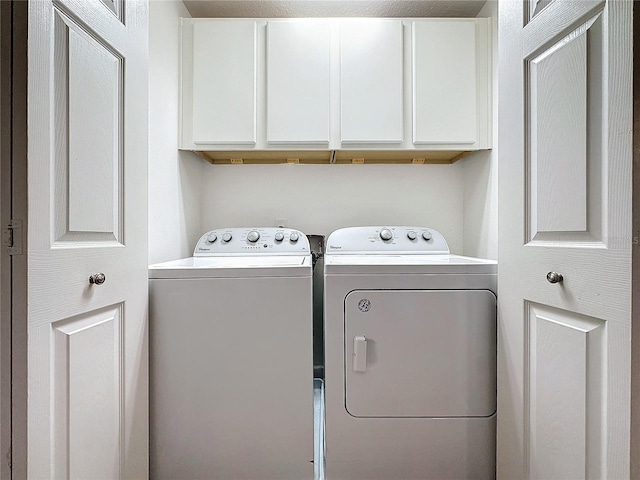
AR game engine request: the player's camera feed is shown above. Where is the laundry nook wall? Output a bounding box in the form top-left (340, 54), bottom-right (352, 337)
top-left (198, 163), bottom-right (466, 254)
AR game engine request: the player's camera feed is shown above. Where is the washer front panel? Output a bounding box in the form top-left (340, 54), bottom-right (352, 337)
top-left (344, 289), bottom-right (496, 418)
top-left (149, 274), bottom-right (314, 479)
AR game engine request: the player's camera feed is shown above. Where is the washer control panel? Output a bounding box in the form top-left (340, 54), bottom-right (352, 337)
top-left (194, 227), bottom-right (310, 256)
top-left (326, 226), bottom-right (449, 254)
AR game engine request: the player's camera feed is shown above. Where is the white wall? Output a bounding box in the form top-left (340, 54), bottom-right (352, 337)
top-left (462, 0), bottom-right (498, 260)
top-left (199, 163), bottom-right (465, 254)
top-left (148, 0), bottom-right (204, 264)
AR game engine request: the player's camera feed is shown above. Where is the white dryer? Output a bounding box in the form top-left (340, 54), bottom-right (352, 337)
top-left (149, 227), bottom-right (314, 480)
top-left (324, 226), bottom-right (497, 480)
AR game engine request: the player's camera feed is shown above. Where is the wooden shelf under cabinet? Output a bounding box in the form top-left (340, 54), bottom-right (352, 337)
top-left (194, 150), bottom-right (472, 165)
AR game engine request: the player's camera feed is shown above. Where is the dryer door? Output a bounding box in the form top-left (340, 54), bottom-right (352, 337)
top-left (344, 289), bottom-right (496, 417)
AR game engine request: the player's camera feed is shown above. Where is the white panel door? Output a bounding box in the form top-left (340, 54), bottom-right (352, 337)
top-left (28, 0), bottom-right (148, 478)
top-left (340, 19), bottom-right (403, 144)
top-left (192, 20), bottom-right (257, 145)
top-left (498, 1), bottom-right (632, 478)
top-left (267, 20), bottom-right (330, 145)
top-left (412, 20), bottom-right (477, 145)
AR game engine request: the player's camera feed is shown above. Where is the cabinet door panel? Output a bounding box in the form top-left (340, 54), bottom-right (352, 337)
top-left (192, 20), bottom-right (256, 145)
top-left (413, 20), bottom-right (477, 145)
top-left (340, 20), bottom-right (403, 144)
top-left (267, 21), bottom-right (330, 144)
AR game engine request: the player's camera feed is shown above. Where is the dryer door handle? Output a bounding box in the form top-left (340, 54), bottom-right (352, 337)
top-left (353, 335), bottom-right (368, 372)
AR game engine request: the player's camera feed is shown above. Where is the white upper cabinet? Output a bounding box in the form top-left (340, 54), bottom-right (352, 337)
top-left (413, 20), bottom-right (477, 145)
top-left (190, 20), bottom-right (257, 145)
top-left (266, 21), bottom-right (331, 145)
top-left (339, 20), bottom-right (404, 145)
top-left (180, 17), bottom-right (492, 159)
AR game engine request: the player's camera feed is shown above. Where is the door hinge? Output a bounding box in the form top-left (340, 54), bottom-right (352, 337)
top-left (2, 219), bottom-right (23, 255)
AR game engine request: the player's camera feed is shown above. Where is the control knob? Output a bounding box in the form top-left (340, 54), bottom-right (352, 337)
top-left (422, 231), bottom-right (432, 241)
top-left (206, 233), bottom-right (217, 243)
top-left (274, 232), bottom-right (284, 242)
top-left (222, 233), bottom-right (232, 243)
top-left (247, 231), bottom-right (260, 243)
top-left (407, 231), bottom-right (417, 240)
top-left (290, 232), bottom-right (299, 243)
top-left (380, 229), bottom-right (393, 241)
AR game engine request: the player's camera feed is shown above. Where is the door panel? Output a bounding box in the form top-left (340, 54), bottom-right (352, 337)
top-left (527, 13), bottom-right (604, 244)
top-left (412, 21), bottom-right (477, 145)
top-left (530, 0), bottom-right (554, 20)
top-left (266, 21), bottom-right (330, 144)
top-left (344, 290), bottom-right (496, 418)
top-left (191, 20), bottom-right (256, 145)
top-left (340, 20), bottom-right (403, 144)
top-left (28, 0), bottom-right (148, 478)
top-left (99, 0), bottom-right (123, 22)
top-left (53, 304), bottom-right (123, 479)
top-left (54, 9), bottom-right (123, 243)
top-left (526, 302), bottom-right (605, 479)
top-left (529, 25), bottom-right (587, 234)
top-left (498, 1), bottom-right (631, 478)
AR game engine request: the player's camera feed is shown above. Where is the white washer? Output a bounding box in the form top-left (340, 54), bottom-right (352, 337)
top-left (149, 227), bottom-right (314, 480)
top-left (324, 226), bottom-right (497, 479)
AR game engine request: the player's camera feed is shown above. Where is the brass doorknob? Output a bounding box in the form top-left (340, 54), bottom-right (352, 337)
top-left (546, 272), bottom-right (563, 284)
top-left (89, 273), bottom-right (106, 285)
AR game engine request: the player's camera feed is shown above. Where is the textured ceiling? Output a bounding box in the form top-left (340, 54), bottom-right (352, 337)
top-left (182, 0), bottom-right (489, 18)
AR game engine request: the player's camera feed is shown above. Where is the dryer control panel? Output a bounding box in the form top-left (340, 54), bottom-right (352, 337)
top-left (194, 227), bottom-right (310, 256)
top-left (326, 226), bottom-right (449, 254)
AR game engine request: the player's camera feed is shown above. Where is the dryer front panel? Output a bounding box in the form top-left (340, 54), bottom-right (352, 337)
top-left (344, 289), bottom-right (496, 418)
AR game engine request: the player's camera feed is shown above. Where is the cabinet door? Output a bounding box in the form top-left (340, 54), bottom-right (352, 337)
top-left (267, 21), bottom-right (330, 144)
top-left (413, 20), bottom-right (477, 145)
top-left (192, 20), bottom-right (256, 145)
top-left (340, 20), bottom-right (403, 145)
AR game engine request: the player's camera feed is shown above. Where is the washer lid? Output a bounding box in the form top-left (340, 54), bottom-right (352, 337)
top-left (324, 254), bottom-right (496, 275)
top-left (149, 255), bottom-right (312, 279)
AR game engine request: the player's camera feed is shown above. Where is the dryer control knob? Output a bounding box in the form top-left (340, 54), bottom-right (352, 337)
top-left (206, 233), bottom-right (218, 243)
top-left (274, 232), bottom-right (284, 242)
top-left (407, 231), bottom-right (417, 240)
top-left (380, 229), bottom-right (393, 241)
top-left (290, 232), bottom-right (300, 243)
top-left (247, 231), bottom-right (260, 243)
top-left (222, 233), bottom-right (232, 243)
top-left (422, 231), bottom-right (433, 241)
